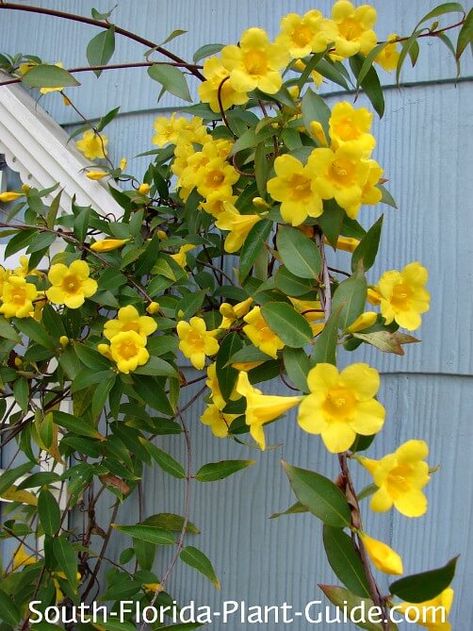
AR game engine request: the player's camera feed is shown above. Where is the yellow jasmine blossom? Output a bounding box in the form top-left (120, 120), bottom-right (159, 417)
top-left (347, 311), bottom-right (377, 332)
top-left (397, 588), bottom-right (454, 630)
top-left (359, 439), bottom-right (430, 517)
top-left (310, 121), bottom-right (328, 145)
top-left (243, 306), bottom-right (285, 359)
top-left (376, 34), bottom-right (401, 72)
top-left (177, 316), bottom-right (220, 370)
top-left (324, 235), bottom-right (360, 252)
top-left (119, 157), bottom-right (128, 171)
top-left (90, 238), bottom-right (130, 252)
top-left (267, 154), bottom-right (323, 226)
top-left (12, 545), bottom-right (37, 571)
top-left (215, 203), bottom-right (262, 253)
top-left (289, 297), bottom-right (325, 336)
top-left (138, 183), bottom-right (151, 195)
top-left (0, 191), bottom-right (23, 203)
top-left (231, 360), bottom-right (265, 371)
top-left (86, 170), bottom-right (108, 180)
top-left (198, 57), bottom-right (249, 112)
top-left (146, 301), bottom-right (160, 315)
top-left (360, 533), bottom-right (403, 575)
top-left (200, 192), bottom-right (238, 219)
top-left (76, 130), bottom-right (108, 160)
top-left (276, 10), bottom-right (338, 59)
top-left (376, 262), bottom-right (430, 331)
top-left (108, 330), bottom-right (149, 374)
top-left (14, 255), bottom-right (41, 278)
top-left (143, 582), bottom-right (163, 594)
top-left (221, 27), bottom-right (289, 95)
top-left (0, 275), bottom-right (38, 318)
top-left (298, 362), bottom-right (385, 453)
top-left (350, 158), bottom-right (383, 217)
top-left (104, 305), bottom-right (157, 342)
top-left (152, 113), bottom-right (186, 147)
top-left (200, 403), bottom-right (236, 438)
top-left (219, 297), bottom-right (253, 329)
top-left (46, 260), bottom-right (98, 309)
top-left (195, 158), bottom-right (239, 199)
top-left (170, 243), bottom-right (196, 268)
top-left (236, 371), bottom-right (302, 450)
top-left (332, 0), bottom-right (378, 58)
top-left (308, 144), bottom-right (370, 218)
top-left (329, 102), bottom-right (376, 155)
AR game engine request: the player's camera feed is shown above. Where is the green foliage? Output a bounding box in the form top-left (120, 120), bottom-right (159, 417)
top-left (389, 557), bottom-right (458, 602)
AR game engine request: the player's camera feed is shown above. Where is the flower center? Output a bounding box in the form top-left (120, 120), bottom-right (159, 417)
top-left (339, 18), bottom-right (363, 41)
top-left (329, 158), bottom-right (356, 185)
top-left (187, 331), bottom-right (205, 351)
top-left (205, 170), bottom-right (225, 188)
top-left (118, 339), bottom-right (139, 360)
top-left (293, 25), bottom-right (313, 47)
top-left (244, 50), bottom-right (268, 75)
top-left (334, 117), bottom-right (360, 141)
top-left (324, 387), bottom-right (356, 419)
top-left (290, 174), bottom-right (312, 200)
top-left (387, 464), bottom-right (413, 497)
top-left (62, 274), bottom-right (80, 294)
top-left (390, 283), bottom-right (412, 309)
top-left (11, 288), bottom-right (26, 305)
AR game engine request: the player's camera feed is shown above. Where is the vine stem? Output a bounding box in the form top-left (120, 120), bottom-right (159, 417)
top-left (315, 231), bottom-right (332, 320)
top-left (0, 3), bottom-right (204, 80)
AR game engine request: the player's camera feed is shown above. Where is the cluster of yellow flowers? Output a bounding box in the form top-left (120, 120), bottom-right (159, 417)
top-left (198, 2), bottom-right (400, 112)
top-left (97, 305), bottom-right (157, 374)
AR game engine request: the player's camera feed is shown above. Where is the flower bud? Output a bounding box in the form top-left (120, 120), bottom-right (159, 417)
top-left (360, 533), bottom-right (403, 575)
top-left (86, 170), bottom-right (108, 181)
top-left (0, 191), bottom-right (23, 203)
top-left (146, 301), bottom-right (160, 315)
top-left (252, 197), bottom-right (269, 210)
top-left (90, 238), bottom-right (130, 253)
top-left (59, 335), bottom-right (69, 347)
top-left (138, 183), bottom-right (151, 195)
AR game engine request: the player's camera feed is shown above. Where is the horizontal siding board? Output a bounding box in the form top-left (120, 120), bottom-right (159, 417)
top-left (0, 0), bottom-right (471, 123)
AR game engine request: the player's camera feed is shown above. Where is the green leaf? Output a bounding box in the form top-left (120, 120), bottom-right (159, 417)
top-left (296, 51), bottom-right (326, 88)
top-left (276, 226), bottom-right (321, 279)
top-left (456, 8), bottom-right (473, 60)
top-left (318, 200), bottom-right (345, 247)
top-left (416, 2), bottom-right (464, 29)
top-left (301, 87), bottom-right (331, 139)
top-left (14, 318), bottom-right (55, 350)
top-left (144, 513), bottom-right (200, 534)
top-left (87, 26), bottom-right (116, 77)
top-left (21, 64), bottom-right (80, 88)
top-left (378, 184), bottom-right (397, 208)
top-left (13, 377), bottom-right (29, 411)
top-left (353, 331), bottom-right (420, 355)
top-left (270, 501), bottom-right (308, 519)
top-left (282, 461), bottom-right (351, 527)
top-left (0, 462), bottom-right (33, 497)
top-left (311, 307), bottom-right (340, 366)
top-left (0, 589), bottom-right (21, 626)
top-left (146, 443), bottom-right (185, 479)
top-left (319, 585), bottom-right (387, 631)
top-left (331, 274), bottom-right (367, 330)
top-left (160, 28), bottom-right (187, 46)
top-left (193, 43), bottom-right (224, 63)
top-left (389, 556), bottom-right (458, 603)
top-left (52, 535), bottom-right (78, 591)
top-left (52, 410), bottom-right (104, 440)
top-left (351, 215), bottom-right (383, 273)
top-left (274, 266), bottom-right (314, 297)
top-left (131, 376), bottom-right (173, 416)
top-left (133, 356), bottom-right (177, 378)
top-left (254, 142), bottom-right (270, 197)
top-left (239, 219), bottom-right (272, 281)
top-left (180, 546), bottom-right (220, 589)
top-left (148, 64), bottom-right (192, 102)
top-left (112, 524), bottom-right (175, 545)
top-left (350, 55), bottom-right (384, 117)
top-left (283, 347), bottom-right (310, 392)
top-left (38, 489), bottom-right (61, 536)
top-left (261, 302), bottom-right (312, 348)
top-left (314, 58), bottom-right (351, 90)
top-left (4, 229), bottom-right (36, 259)
top-left (195, 460), bottom-right (255, 482)
top-left (356, 42), bottom-right (389, 87)
top-left (96, 105), bottom-right (120, 132)
top-left (73, 206), bottom-right (90, 243)
top-left (227, 345), bottom-right (272, 366)
top-left (216, 332), bottom-right (243, 400)
top-left (396, 33), bottom-right (421, 84)
top-left (0, 316), bottom-right (21, 342)
top-left (323, 526), bottom-right (370, 598)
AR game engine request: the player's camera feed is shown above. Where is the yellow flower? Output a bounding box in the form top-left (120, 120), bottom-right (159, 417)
top-left (276, 10), bottom-right (338, 59)
top-left (146, 301), bottom-right (160, 315)
top-left (332, 0), bottom-right (378, 58)
top-left (76, 130), bottom-right (108, 160)
top-left (221, 27), bottom-right (289, 94)
top-left (108, 330), bottom-right (149, 374)
top-left (0, 275), bottom-right (38, 318)
top-left (308, 144), bottom-right (371, 218)
top-left (236, 371), bottom-right (302, 450)
top-left (200, 403), bottom-right (235, 438)
top-left (59, 335), bottom-right (69, 347)
top-left (219, 297), bottom-right (253, 329)
top-left (376, 34), bottom-right (400, 72)
top-left (119, 157), bottom-right (128, 171)
top-left (215, 203), bottom-right (262, 253)
top-left (200, 192), bottom-right (238, 219)
top-left (90, 238), bottom-right (130, 252)
top-left (352, 158), bottom-right (383, 216)
top-left (104, 305), bottom-right (157, 342)
top-left (347, 311), bottom-right (377, 333)
top-left (243, 306), bottom-right (285, 359)
top-left (12, 545), bottom-right (37, 571)
top-left (324, 235), bottom-right (360, 252)
top-left (0, 191), bottom-right (23, 203)
top-left (46, 260), bottom-right (98, 309)
top-left (397, 588), bottom-right (454, 630)
top-left (329, 101), bottom-right (375, 154)
top-left (294, 60), bottom-right (324, 88)
top-left (298, 362), bottom-right (385, 453)
top-left (267, 154), bottom-right (323, 226)
top-left (289, 297), bottom-right (325, 336)
top-left (177, 317), bottom-right (220, 370)
top-left (310, 121), bottom-right (328, 145)
top-left (153, 114), bottom-right (209, 147)
top-left (360, 533), bottom-right (403, 575)
top-left (195, 158), bottom-right (239, 199)
top-left (359, 439), bottom-right (430, 517)
top-left (376, 262), bottom-right (430, 331)
top-left (170, 244), bottom-right (196, 268)
top-left (86, 170), bottom-right (108, 180)
top-left (367, 287), bottom-right (382, 305)
top-left (198, 57), bottom-right (249, 112)
top-left (138, 183), bottom-right (151, 195)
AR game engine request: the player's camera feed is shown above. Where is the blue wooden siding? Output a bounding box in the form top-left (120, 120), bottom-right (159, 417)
top-left (1, 1), bottom-right (472, 629)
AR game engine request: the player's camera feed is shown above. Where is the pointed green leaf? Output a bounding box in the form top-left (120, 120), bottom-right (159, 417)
top-left (148, 63), bottom-right (192, 102)
top-left (52, 535), bottom-right (78, 591)
top-left (323, 526), bottom-right (370, 598)
top-left (239, 219), bottom-right (272, 281)
top-left (87, 26), bottom-right (115, 77)
top-left (270, 501), bottom-right (308, 519)
top-left (332, 274), bottom-right (367, 330)
top-left (389, 556), bottom-right (458, 602)
top-left (38, 489), bottom-right (61, 536)
top-left (311, 307), bottom-right (341, 366)
top-left (261, 302), bottom-right (313, 348)
top-left (21, 64), bottom-right (79, 88)
top-left (276, 226), bottom-right (321, 279)
top-left (112, 523), bottom-right (175, 545)
top-left (195, 460), bottom-right (255, 482)
top-left (180, 546), bottom-right (220, 589)
top-left (351, 215), bottom-right (383, 272)
top-left (0, 589), bottom-right (21, 626)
